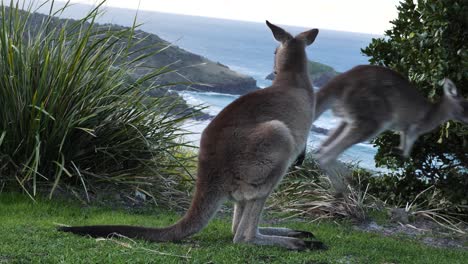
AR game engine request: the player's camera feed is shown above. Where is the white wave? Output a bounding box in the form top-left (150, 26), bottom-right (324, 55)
top-left (180, 119), bottom-right (210, 146)
top-left (356, 141), bottom-right (376, 149)
top-left (177, 91), bottom-right (224, 116)
top-left (314, 112), bottom-right (340, 129)
top-left (185, 91), bottom-right (240, 98)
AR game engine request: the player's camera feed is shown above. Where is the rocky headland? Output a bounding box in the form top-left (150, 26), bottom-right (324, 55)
top-left (126, 29), bottom-right (259, 95)
top-left (266, 60), bottom-right (339, 87)
top-left (24, 9), bottom-right (259, 96)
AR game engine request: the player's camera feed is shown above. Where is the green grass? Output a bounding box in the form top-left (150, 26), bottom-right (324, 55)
top-left (1, 193), bottom-right (467, 264)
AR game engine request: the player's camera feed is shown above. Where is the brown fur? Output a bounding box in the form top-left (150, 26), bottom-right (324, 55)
top-left (314, 65), bottom-right (468, 193)
top-left (59, 21), bottom-right (326, 251)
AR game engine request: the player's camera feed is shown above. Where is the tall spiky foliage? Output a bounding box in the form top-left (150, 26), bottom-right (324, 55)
top-left (0, 0), bottom-right (196, 203)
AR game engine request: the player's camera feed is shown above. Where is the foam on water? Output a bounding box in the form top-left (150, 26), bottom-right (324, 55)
top-left (178, 90), bottom-right (238, 116)
top-left (314, 110), bottom-right (341, 130)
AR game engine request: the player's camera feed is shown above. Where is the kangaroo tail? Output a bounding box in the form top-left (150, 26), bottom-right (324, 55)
top-left (58, 186), bottom-right (225, 242)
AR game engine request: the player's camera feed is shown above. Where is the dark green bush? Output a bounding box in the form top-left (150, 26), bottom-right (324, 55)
top-left (361, 0), bottom-right (467, 209)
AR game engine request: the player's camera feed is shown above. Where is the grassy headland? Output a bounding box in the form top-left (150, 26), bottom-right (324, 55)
top-left (1, 193), bottom-right (467, 264)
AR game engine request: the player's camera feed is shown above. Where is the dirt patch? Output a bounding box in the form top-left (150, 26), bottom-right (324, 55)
top-left (354, 218), bottom-right (468, 249)
top-left (259, 209), bottom-right (468, 250)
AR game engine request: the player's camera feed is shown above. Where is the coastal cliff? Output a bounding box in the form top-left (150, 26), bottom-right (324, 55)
top-left (266, 60), bottom-right (339, 87)
top-left (127, 29), bottom-right (259, 95)
top-left (24, 10), bottom-right (259, 96)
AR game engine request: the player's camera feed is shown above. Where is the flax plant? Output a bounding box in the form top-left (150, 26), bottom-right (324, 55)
top-left (0, 0), bottom-right (196, 202)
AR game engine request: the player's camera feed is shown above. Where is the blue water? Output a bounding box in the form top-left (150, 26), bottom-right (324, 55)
top-left (45, 4), bottom-right (381, 170)
top-left (101, 9), bottom-right (378, 87)
top-left (48, 4), bottom-right (378, 85)
top-left (178, 90), bottom-right (379, 171)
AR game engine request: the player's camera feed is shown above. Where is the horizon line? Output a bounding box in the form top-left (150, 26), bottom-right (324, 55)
top-left (52, 1), bottom-right (385, 36)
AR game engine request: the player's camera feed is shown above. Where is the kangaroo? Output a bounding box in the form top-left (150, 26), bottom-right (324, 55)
top-left (59, 21), bottom-right (326, 251)
top-left (314, 65), bottom-right (468, 170)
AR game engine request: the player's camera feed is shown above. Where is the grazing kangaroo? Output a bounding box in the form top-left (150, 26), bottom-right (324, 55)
top-left (59, 21), bottom-right (326, 251)
top-left (314, 65), bottom-right (468, 169)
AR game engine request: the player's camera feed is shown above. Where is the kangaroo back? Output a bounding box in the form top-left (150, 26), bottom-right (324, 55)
top-left (315, 65), bottom-right (427, 122)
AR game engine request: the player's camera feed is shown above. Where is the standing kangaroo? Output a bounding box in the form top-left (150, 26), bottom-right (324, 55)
top-left (59, 21), bottom-right (326, 251)
top-left (314, 65), bottom-right (468, 169)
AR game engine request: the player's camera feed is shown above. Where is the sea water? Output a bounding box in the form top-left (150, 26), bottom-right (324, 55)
top-left (132, 13), bottom-right (381, 170)
top-left (50, 5), bottom-right (382, 170)
top-left (177, 91), bottom-right (379, 171)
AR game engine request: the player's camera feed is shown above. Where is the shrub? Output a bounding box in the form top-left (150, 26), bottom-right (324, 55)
top-left (361, 0), bottom-right (467, 210)
top-left (0, 1), bottom-right (195, 202)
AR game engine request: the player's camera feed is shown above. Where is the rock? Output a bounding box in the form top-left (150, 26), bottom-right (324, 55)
top-left (313, 71), bottom-right (337, 87)
top-left (135, 190), bottom-right (147, 201)
top-left (311, 125), bottom-right (329, 135)
top-left (126, 29), bottom-right (259, 95)
top-left (191, 112), bottom-right (213, 121)
top-left (265, 72), bottom-right (275, 81)
top-left (265, 60), bottom-right (339, 88)
top-left (389, 208), bottom-right (411, 224)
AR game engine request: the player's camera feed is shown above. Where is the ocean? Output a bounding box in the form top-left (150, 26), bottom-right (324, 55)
top-left (51, 5), bottom-right (382, 170)
top-left (132, 12), bottom-right (380, 170)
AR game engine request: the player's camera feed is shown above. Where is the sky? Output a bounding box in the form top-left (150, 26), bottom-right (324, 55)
top-left (57, 0), bottom-right (401, 34)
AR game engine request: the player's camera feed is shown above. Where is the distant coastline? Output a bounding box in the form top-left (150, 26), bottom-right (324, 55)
top-left (29, 2), bottom-right (379, 170)
top-left (266, 60), bottom-right (339, 87)
top-left (23, 8), bottom-right (259, 96)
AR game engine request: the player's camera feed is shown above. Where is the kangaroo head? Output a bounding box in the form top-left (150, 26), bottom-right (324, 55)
top-left (266, 21), bottom-right (318, 74)
top-left (442, 78), bottom-right (468, 123)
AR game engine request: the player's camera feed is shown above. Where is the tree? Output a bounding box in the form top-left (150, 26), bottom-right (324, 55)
top-left (361, 0), bottom-right (467, 203)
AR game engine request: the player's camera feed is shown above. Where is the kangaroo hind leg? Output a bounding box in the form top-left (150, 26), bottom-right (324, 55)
top-left (316, 121), bottom-right (381, 166)
top-left (232, 201), bottom-right (314, 239)
top-left (232, 201), bottom-right (245, 234)
top-left (232, 198), bottom-right (325, 250)
top-left (317, 121), bottom-right (347, 152)
top-left (316, 121), bottom-right (382, 195)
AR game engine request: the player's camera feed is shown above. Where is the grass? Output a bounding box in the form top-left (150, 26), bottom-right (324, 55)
top-left (1, 193), bottom-right (467, 264)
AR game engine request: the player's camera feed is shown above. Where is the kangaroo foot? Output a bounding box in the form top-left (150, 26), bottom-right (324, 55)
top-left (303, 240), bottom-right (328, 250)
top-left (234, 233), bottom-right (327, 251)
top-left (284, 238), bottom-right (328, 251)
top-left (259, 227), bottom-right (315, 239)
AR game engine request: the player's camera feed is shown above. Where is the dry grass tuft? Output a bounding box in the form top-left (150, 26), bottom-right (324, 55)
top-left (269, 160), bottom-right (378, 222)
top-left (270, 158), bottom-right (467, 234)
top-left (401, 186), bottom-right (467, 234)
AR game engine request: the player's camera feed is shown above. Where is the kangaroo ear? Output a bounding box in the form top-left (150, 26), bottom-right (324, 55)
top-left (296, 29), bottom-right (319, 46)
top-left (266, 20), bottom-right (292, 43)
top-left (443, 78), bottom-right (459, 98)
